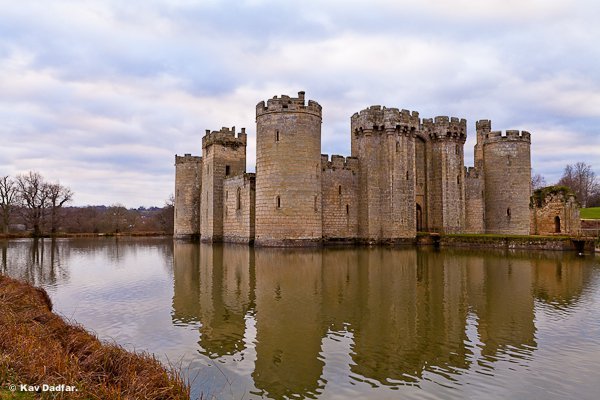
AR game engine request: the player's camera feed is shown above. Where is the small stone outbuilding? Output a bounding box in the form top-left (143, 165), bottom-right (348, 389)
top-left (530, 186), bottom-right (580, 235)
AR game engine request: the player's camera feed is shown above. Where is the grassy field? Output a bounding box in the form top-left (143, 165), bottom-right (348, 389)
top-left (581, 207), bottom-right (600, 219)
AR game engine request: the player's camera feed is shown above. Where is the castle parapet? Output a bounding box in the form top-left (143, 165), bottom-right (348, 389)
top-left (256, 91), bottom-right (322, 118)
top-left (202, 126), bottom-right (247, 149)
top-left (422, 116), bottom-right (467, 141)
top-left (484, 130), bottom-right (531, 144)
top-left (476, 119), bottom-right (492, 133)
top-left (351, 106), bottom-right (420, 134)
top-left (321, 154), bottom-right (359, 173)
top-left (175, 154), bottom-right (202, 164)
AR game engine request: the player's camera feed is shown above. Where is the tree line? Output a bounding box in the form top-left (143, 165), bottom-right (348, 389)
top-left (0, 171), bottom-right (174, 236)
top-left (532, 162), bottom-right (600, 207)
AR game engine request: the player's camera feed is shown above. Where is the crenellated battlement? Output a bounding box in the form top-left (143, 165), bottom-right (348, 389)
top-left (484, 130), bottom-right (531, 144)
top-left (321, 154), bottom-right (359, 173)
top-left (175, 153), bottom-right (202, 164)
top-left (202, 126), bottom-right (247, 149)
top-left (256, 91), bottom-right (322, 118)
top-left (476, 119), bottom-right (492, 133)
top-left (351, 106), bottom-right (420, 134)
top-left (422, 116), bottom-right (467, 141)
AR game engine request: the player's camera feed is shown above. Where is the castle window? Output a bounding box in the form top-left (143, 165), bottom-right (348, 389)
top-left (276, 196), bottom-right (281, 209)
top-left (346, 204), bottom-right (349, 215)
top-left (396, 142), bottom-right (400, 152)
top-left (276, 130), bottom-right (280, 142)
top-left (455, 144), bottom-right (459, 155)
top-left (507, 208), bottom-right (511, 218)
top-left (236, 188), bottom-right (241, 210)
top-left (225, 165), bottom-right (230, 176)
top-left (406, 171), bottom-right (409, 180)
top-left (225, 191), bottom-right (228, 200)
top-left (457, 175), bottom-right (460, 185)
top-left (338, 185), bottom-right (342, 195)
top-left (555, 216), bottom-right (561, 233)
top-left (314, 195), bottom-right (318, 212)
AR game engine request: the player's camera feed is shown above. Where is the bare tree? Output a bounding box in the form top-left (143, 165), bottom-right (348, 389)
top-left (46, 182), bottom-right (74, 233)
top-left (558, 162), bottom-right (600, 207)
top-left (531, 173), bottom-right (547, 191)
top-left (108, 203), bottom-right (128, 233)
top-left (0, 176), bottom-right (18, 234)
top-left (16, 171), bottom-right (49, 236)
top-left (157, 194), bottom-right (175, 234)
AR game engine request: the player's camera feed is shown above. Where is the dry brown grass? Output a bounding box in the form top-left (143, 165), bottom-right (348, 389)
top-left (0, 275), bottom-right (190, 399)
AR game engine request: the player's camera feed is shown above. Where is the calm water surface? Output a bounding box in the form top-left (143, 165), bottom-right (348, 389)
top-left (2, 238), bottom-right (600, 399)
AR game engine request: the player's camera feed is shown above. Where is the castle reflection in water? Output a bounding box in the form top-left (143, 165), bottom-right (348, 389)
top-left (171, 243), bottom-right (591, 399)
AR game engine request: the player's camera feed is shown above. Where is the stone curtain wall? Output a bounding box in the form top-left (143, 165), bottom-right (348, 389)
top-left (465, 167), bottom-right (485, 233)
top-left (223, 173), bottom-right (256, 243)
top-left (321, 155), bottom-right (359, 240)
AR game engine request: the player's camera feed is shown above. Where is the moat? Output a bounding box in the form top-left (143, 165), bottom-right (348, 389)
top-left (2, 238), bottom-right (600, 400)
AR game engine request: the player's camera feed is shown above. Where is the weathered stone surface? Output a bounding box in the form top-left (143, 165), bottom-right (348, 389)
top-left (174, 92), bottom-right (534, 246)
top-left (223, 173), bottom-right (255, 243)
top-left (174, 154), bottom-right (202, 238)
top-left (483, 129), bottom-right (531, 235)
top-left (530, 187), bottom-right (580, 235)
top-left (255, 92), bottom-right (323, 246)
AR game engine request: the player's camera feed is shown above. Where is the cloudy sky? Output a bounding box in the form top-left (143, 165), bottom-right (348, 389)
top-left (1, 0), bottom-right (599, 207)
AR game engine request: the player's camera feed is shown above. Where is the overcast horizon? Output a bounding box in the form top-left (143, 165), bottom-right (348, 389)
top-left (1, 0), bottom-right (599, 208)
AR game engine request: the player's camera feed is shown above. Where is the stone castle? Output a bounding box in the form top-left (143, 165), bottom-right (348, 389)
top-left (174, 91), bottom-right (532, 245)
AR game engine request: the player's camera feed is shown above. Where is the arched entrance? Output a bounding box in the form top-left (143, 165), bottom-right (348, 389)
top-left (554, 216), bottom-right (561, 233)
top-left (416, 203), bottom-right (423, 232)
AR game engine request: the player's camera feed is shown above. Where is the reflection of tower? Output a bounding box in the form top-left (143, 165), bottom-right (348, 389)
top-left (172, 241), bottom-right (201, 324)
top-left (350, 248), bottom-right (470, 384)
top-left (532, 253), bottom-right (589, 308)
top-left (255, 92), bottom-right (323, 246)
top-left (171, 242), bottom-right (253, 358)
top-left (252, 248), bottom-right (326, 398)
top-left (197, 244), bottom-right (252, 357)
top-left (477, 254), bottom-right (536, 358)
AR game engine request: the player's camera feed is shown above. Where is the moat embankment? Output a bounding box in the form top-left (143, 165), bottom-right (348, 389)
top-left (415, 233), bottom-right (598, 253)
top-left (0, 275), bottom-right (189, 399)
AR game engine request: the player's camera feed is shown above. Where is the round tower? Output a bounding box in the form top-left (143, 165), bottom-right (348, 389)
top-left (255, 91), bottom-right (323, 245)
top-left (482, 130), bottom-right (531, 234)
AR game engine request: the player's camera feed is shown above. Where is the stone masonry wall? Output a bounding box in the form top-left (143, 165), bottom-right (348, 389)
top-left (351, 106), bottom-right (420, 241)
top-left (223, 173), bottom-right (256, 243)
top-left (200, 127), bottom-right (247, 242)
top-left (174, 154), bottom-right (202, 238)
top-left (255, 92), bottom-right (323, 245)
top-left (423, 117), bottom-right (466, 233)
top-left (483, 131), bottom-right (531, 235)
top-left (321, 155), bottom-right (359, 240)
top-left (530, 191), bottom-right (580, 235)
top-left (465, 167), bottom-right (485, 233)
